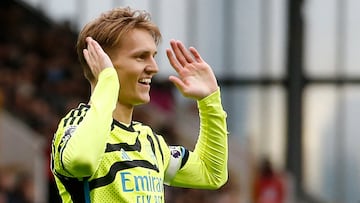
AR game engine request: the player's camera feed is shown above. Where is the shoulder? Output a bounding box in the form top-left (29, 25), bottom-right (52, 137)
top-left (62, 103), bottom-right (90, 126)
top-left (54, 103), bottom-right (89, 142)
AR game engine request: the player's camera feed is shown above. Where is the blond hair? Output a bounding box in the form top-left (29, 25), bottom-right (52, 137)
top-left (76, 7), bottom-right (161, 82)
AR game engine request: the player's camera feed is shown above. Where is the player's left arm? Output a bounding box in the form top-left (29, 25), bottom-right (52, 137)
top-left (164, 40), bottom-right (228, 189)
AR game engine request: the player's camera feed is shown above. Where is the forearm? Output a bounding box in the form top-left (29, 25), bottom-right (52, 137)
top-left (61, 68), bottom-right (119, 177)
top-left (194, 88), bottom-right (228, 186)
top-left (169, 89), bottom-right (228, 188)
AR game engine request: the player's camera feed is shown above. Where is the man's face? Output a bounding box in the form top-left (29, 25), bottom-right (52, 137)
top-left (111, 28), bottom-right (159, 107)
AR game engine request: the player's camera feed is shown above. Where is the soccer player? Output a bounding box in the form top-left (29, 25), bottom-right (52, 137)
top-left (50, 7), bottom-right (228, 203)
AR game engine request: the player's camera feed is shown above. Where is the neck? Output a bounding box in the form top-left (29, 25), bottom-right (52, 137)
top-left (113, 102), bottom-right (133, 125)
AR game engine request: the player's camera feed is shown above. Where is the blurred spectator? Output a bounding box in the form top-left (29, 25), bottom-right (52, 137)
top-left (0, 2), bottom-right (85, 202)
top-left (0, 165), bottom-right (32, 203)
top-left (252, 157), bottom-right (286, 203)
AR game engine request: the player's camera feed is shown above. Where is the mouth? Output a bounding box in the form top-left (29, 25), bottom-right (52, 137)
top-left (138, 78), bottom-right (151, 85)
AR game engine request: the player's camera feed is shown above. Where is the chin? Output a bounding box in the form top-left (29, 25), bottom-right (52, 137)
top-left (134, 96), bottom-right (150, 105)
top-left (143, 97), bottom-right (151, 104)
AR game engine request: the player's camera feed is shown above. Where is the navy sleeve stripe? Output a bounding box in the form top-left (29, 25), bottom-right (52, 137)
top-left (180, 148), bottom-right (189, 169)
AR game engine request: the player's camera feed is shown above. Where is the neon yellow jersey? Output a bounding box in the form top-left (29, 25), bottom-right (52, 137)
top-left (50, 68), bottom-right (228, 203)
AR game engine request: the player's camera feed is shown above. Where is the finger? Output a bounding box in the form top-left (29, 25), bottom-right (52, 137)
top-left (83, 48), bottom-right (98, 76)
top-left (170, 40), bottom-right (188, 67)
top-left (86, 36), bottom-right (94, 51)
top-left (86, 37), bottom-right (114, 69)
top-left (89, 38), bottom-right (111, 65)
top-left (83, 48), bottom-right (96, 69)
top-left (168, 75), bottom-right (186, 90)
top-left (87, 37), bottom-right (103, 59)
top-left (177, 41), bottom-right (195, 63)
top-left (83, 49), bottom-right (90, 64)
top-left (86, 37), bottom-right (97, 59)
top-left (189, 47), bottom-right (204, 63)
top-left (166, 48), bottom-right (182, 73)
top-left (92, 38), bottom-right (105, 57)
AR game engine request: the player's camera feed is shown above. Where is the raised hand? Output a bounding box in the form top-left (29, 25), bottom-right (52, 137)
top-left (83, 37), bottom-right (114, 81)
top-left (166, 40), bottom-right (218, 100)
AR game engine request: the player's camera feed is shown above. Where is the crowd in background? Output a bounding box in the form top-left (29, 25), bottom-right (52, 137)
top-left (0, 1), bottom-right (87, 202)
top-left (0, 1), bottom-right (288, 203)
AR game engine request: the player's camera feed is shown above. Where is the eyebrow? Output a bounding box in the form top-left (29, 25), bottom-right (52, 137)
top-left (131, 49), bottom-right (158, 56)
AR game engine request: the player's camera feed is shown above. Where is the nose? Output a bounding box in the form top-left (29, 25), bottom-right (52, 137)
top-left (145, 57), bottom-right (159, 75)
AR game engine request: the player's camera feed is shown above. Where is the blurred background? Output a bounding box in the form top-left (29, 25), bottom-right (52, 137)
top-left (0, 0), bottom-right (359, 202)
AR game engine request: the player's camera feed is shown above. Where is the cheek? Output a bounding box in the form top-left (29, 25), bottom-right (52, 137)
top-left (118, 72), bottom-right (138, 89)
top-left (115, 63), bottom-right (142, 88)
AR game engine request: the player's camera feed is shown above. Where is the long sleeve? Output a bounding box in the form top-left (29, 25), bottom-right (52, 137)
top-left (167, 89), bottom-right (228, 189)
top-left (52, 68), bottom-right (119, 178)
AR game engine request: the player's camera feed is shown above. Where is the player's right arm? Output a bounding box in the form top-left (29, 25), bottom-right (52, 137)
top-left (52, 37), bottom-right (119, 178)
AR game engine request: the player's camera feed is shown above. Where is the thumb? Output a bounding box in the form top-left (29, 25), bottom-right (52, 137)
top-left (169, 75), bottom-right (185, 91)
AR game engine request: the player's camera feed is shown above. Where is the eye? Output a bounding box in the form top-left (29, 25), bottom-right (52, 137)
top-left (136, 54), bottom-right (146, 61)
